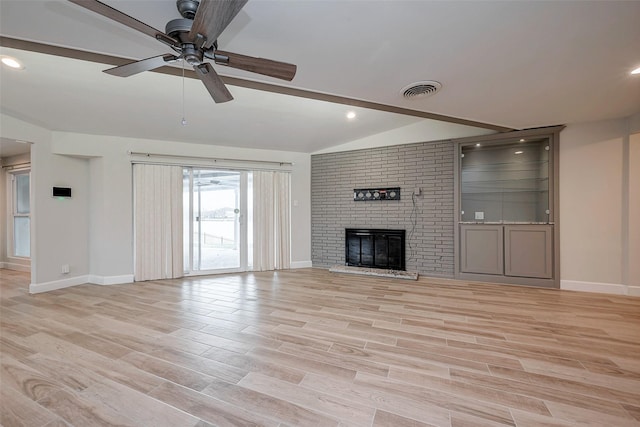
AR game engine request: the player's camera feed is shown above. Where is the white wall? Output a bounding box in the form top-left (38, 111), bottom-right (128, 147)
top-left (1, 113), bottom-right (311, 292)
top-left (559, 114), bottom-right (640, 296)
top-left (629, 131), bottom-right (640, 291)
top-left (0, 162), bottom-right (5, 265)
top-left (50, 132), bottom-right (312, 283)
top-left (1, 115), bottom-right (91, 289)
top-left (30, 138), bottom-right (90, 292)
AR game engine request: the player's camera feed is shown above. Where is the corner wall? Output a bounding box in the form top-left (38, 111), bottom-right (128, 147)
top-left (1, 113), bottom-right (92, 288)
top-left (559, 114), bottom-right (640, 296)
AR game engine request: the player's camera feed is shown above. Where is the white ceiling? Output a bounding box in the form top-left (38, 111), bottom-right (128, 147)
top-left (0, 137), bottom-right (32, 157)
top-left (1, 0), bottom-right (639, 155)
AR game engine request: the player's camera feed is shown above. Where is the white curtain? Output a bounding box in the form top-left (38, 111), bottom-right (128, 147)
top-left (133, 164), bottom-right (183, 281)
top-left (253, 171), bottom-right (291, 271)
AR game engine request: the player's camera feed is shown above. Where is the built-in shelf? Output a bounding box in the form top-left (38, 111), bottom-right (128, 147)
top-left (460, 139), bottom-right (549, 223)
top-left (454, 126), bottom-right (562, 289)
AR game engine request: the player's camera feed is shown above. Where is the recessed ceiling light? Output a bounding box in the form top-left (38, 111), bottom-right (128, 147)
top-left (515, 151), bottom-right (524, 155)
top-left (1, 55), bottom-right (24, 70)
top-left (346, 111), bottom-right (356, 120)
top-left (632, 66), bottom-right (640, 75)
top-left (475, 143), bottom-right (481, 147)
top-left (519, 138), bottom-right (526, 142)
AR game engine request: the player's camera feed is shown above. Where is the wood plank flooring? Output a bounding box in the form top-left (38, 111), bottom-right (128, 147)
top-left (1, 267), bottom-right (640, 426)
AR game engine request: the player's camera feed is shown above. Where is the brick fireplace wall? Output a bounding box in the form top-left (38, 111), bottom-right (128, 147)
top-left (311, 140), bottom-right (455, 276)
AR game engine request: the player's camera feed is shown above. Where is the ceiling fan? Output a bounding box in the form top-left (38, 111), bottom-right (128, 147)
top-left (68, 0), bottom-right (297, 103)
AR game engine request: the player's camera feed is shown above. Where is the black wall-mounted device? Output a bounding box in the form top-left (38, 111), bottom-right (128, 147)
top-left (52, 187), bottom-right (72, 198)
top-left (354, 187), bottom-right (400, 201)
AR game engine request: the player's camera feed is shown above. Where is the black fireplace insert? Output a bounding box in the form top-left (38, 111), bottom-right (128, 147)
top-left (345, 228), bottom-right (406, 270)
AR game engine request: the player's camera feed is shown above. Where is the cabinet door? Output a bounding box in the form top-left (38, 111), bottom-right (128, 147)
top-left (504, 225), bottom-right (552, 278)
top-left (460, 225), bottom-right (503, 274)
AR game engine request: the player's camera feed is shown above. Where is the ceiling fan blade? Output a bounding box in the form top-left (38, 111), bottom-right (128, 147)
top-left (214, 50), bottom-right (297, 81)
top-left (194, 63), bottom-right (233, 103)
top-left (67, 0), bottom-right (179, 47)
top-left (104, 54), bottom-right (178, 77)
top-left (188, 0), bottom-right (248, 49)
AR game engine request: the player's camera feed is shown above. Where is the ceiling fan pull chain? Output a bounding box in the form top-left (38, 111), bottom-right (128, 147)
top-left (181, 58), bottom-right (187, 126)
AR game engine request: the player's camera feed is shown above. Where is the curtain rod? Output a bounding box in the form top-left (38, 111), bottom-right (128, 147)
top-left (2, 162), bottom-right (31, 170)
top-left (128, 151), bottom-right (294, 166)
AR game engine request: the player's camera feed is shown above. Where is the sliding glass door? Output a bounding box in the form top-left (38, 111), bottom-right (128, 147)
top-left (183, 168), bottom-right (250, 274)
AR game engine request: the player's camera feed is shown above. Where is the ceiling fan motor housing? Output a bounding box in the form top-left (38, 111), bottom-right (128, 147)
top-left (165, 18), bottom-right (203, 65)
top-left (166, 18), bottom-right (193, 42)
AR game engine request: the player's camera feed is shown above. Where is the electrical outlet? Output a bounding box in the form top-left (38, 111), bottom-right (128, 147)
top-left (61, 264), bottom-right (70, 274)
top-left (415, 187), bottom-right (421, 196)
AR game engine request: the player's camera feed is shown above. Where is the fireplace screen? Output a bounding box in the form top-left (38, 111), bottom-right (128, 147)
top-left (345, 228), bottom-right (405, 270)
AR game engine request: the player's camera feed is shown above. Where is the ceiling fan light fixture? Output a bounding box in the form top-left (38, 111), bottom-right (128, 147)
top-left (401, 80), bottom-right (442, 99)
top-left (182, 45), bottom-right (203, 65)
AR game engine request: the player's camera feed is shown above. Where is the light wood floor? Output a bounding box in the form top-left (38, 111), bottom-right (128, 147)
top-left (1, 268), bottom-right (640, 427)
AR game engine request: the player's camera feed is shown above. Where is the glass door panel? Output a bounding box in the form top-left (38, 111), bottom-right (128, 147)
top-left (183, 168), bottom-right (249, 274)
top-left (13, 216), bottom-right (30, 257)
top-left (12, 171), bottom-right (30, 258)
top-left (461, 138), bottom-right (549, 223)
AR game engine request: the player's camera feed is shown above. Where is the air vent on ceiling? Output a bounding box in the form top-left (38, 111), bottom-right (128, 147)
top-left (401, 81), bottom-right (442, 99)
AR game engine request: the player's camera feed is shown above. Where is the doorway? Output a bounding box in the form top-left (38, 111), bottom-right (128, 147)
top-left (183, 168), bottom-right (252, 274)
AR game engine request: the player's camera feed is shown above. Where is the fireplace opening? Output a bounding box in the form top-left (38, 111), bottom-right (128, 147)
top-left (345, 228), bottom-right (406, 271)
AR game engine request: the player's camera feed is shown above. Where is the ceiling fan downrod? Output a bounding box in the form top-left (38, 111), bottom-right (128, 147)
top-left (176, 0), bottom-right (200, 19)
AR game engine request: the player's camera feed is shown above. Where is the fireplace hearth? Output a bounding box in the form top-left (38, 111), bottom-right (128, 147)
top-left (345, 228), bottom-right (405, 271)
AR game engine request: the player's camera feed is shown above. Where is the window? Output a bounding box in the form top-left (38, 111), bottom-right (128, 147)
top-left (10, 170), bottom-right (30, 258)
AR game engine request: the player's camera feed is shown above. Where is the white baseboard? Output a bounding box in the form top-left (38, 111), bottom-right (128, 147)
top-left (88, 274), bottom-right (134, 285)
top-left (1, 262), bottom-right (30, 272)
top-left (628, 286), bottom-right (640, 297)
top-left (30, 274), bottom-right (134, 293)
top-left (290, 261), bottom-right (312, 269)
top-left (30, 275), bottom-right (90, 294)
top-left (561, 280), bottom-right (639, 296)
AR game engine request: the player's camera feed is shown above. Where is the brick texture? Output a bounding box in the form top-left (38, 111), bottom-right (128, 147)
top-left (311, 141), bottom-right (455, 277)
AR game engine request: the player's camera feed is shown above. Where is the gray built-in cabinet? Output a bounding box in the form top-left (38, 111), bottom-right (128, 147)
top-left (454, 127), bottom-right (562, 288)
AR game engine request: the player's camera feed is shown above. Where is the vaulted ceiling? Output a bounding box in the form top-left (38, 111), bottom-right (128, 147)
top-left (1, 0), bottom-right (639, 155)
